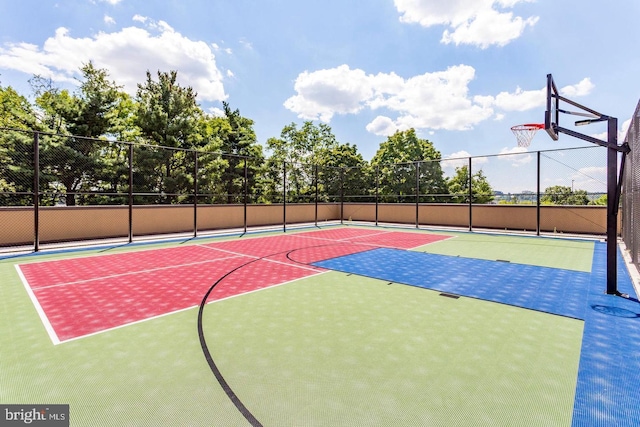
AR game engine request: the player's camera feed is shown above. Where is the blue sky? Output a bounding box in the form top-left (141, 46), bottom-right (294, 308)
top-left (1, 0), bottom-right (639, 192)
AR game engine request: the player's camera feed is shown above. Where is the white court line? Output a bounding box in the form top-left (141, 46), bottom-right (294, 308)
top-left (199, 244), bottom-right (324, 273)
top-left (408, 234), bottom-right (457, 250)
top-left (291, 229), bottom-right (392, 243)
top-left (338, 230), bottom-right (395, 241)
top-left (14, 264), bottom-right (61, 345)
top-left (261, 256), bottom-right (324, 273)
top-left (31, 254), bottom-right (247, 290)
top-left (292, 228), bottom-right (457, 251)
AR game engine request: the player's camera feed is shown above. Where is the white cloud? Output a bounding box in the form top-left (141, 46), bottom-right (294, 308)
top-left (100, 0), bottom-right (123, 4)
top-left (571, 166), bottom-right (607, 190)
top-left (475, 77), bottom-right (593, 113)
top-left (489, 86), bottom-right (546, 111)
top-left (366, 116), bottom-right (403, 136)
top-left (441, 150), bottom-right (489, 175)
top-left (500, 146), bottom-right (528, 154)
top-left (560, 78), bottom-right (594, 97)
top-left (499, 146), bottom-right (532, 166)
top-left (211, 43), bottom-right (233, 54)
top-left (0, 18), bottom-right (227, 102)
top-left (284, 64), bottom-right (598, 137)
top-left (285, 64), bottom-right (494, 132)
top-left (394, 0), bottom-right (538, 48)
top-left (104, 15), bottom-right (116, 25)
top-left (591, 117), bottom-right (632, 142)
top-left (284, 64), bottom-right (374, 122)
top-left (207, 107), bottom-right (225, 117)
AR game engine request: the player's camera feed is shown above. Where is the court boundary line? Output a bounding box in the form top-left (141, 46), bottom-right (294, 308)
top-left (291, 229), bottom-right (456, 251)
top-left (15, 264), bottom-right (61, 345)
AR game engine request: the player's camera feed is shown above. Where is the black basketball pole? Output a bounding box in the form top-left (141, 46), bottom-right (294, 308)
top-left (551, 108), bottom-right (630, 296)
top-left (606, 118), bottom-right (618, 295)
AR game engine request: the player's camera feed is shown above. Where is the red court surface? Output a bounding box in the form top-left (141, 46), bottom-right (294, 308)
top-left (17, 229), bottom-right (450, 344)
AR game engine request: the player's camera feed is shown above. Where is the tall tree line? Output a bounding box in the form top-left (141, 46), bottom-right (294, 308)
top-left (0, 64), bottom-right (494, 206)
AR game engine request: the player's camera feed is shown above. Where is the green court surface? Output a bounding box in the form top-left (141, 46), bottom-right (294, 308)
top-left (1, 255), bottom-right (583, 426)
top-left (416, 232), bottom-right (594, 272)
top-left (203, 272), bottom-right (583, 426)
top-left (1, 226), bottom-right (597, 426)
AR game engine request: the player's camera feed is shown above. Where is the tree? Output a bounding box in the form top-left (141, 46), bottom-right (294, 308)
top-left (31, 63), bottom-right (125, 205)
top-left (134, 70), bottom-right (202, 203)
top-left (0, 86), bottom-right (37, 204)
top-left (447, 166), bottom-right (495, 204)
top-left (589, 194), bottom-right (607, 206)
top-left (0, 85), bottom-right (35, 129)
top-left (214, 102), bottom-right (264, 203)
top-left (370, 129), bottom-right (448, 202)
top-left (315, 142), bottom-right (371, 202)
top-left (541, 185), bottom-right (589, 205)
top-left (264, 121), bottom-right (339, 202)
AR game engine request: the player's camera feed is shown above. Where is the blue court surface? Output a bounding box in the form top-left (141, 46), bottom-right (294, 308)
top-left (314, 242), bottom-right (640, 426)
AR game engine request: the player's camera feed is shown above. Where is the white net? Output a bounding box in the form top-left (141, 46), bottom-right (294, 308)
top-left (511, 124), bottom-right (544, 148)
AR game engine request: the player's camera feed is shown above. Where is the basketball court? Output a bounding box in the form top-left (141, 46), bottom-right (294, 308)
top-left (1, 73), bottom-right (638, 426)
top-left (2, 224), bottom-right (639, 426)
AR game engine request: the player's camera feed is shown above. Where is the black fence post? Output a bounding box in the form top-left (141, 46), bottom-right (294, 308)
top-left (314, 164), bottom-right (318, 227)
top-left (375, 165), bottom-right (379, 226)
top-left (415, 161), bottom-right (420, 229)
top-left (283, 161), bottom-right (287, 232)
top-left (244, 158), bottom-right (248, 234)
top-left (128, 143), bottom-right (133, 243)
top-left (33, 132), bottom-right (40, 252)
top-left (468, 157), bottom-right (473, 232)
top-left (193, 150), bottom-right (198, 238)
top-left (536, 151), bottom-right (541, 236)
top-left (340, 168), bottom-right (344, 224)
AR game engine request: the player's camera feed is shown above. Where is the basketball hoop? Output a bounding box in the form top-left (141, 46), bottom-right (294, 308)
top-left (511, 123), bottom-right (545, 147)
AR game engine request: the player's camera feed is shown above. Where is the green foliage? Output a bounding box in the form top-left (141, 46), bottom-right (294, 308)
top-left (134, 70), bottom-right (203, 203)
top-left (2, 66), bottom-right (485, 209)
top-left (317, 142), bottom-right (371, 202)
top-left (264, 121), bottom-right (342, 202)
top-left (28, 63), bottom-right (128, 205)
top-left (541, 185), bottom-right (590, 205)
top-left (215, 102), bottom-right (264, 204)
top-left (0, 86), bottom-right (35, 129)
top-left (0, 86), bottom-right (36, 204)
top-left (447, 166), bottom-right (494, 204)
top-left (370, 129), bottom-right (448, 202)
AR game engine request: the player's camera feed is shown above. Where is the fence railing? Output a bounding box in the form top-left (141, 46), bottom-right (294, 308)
top-left (622, 100), bottom-right (640, 275)
top-left (1, 128), bottom-right (613, 252)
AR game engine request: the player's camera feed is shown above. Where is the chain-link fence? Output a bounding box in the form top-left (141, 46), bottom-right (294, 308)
top-left (1, 128), bottom-right (612, 251)
top-left (622, 101), bottom-right (640, 275)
